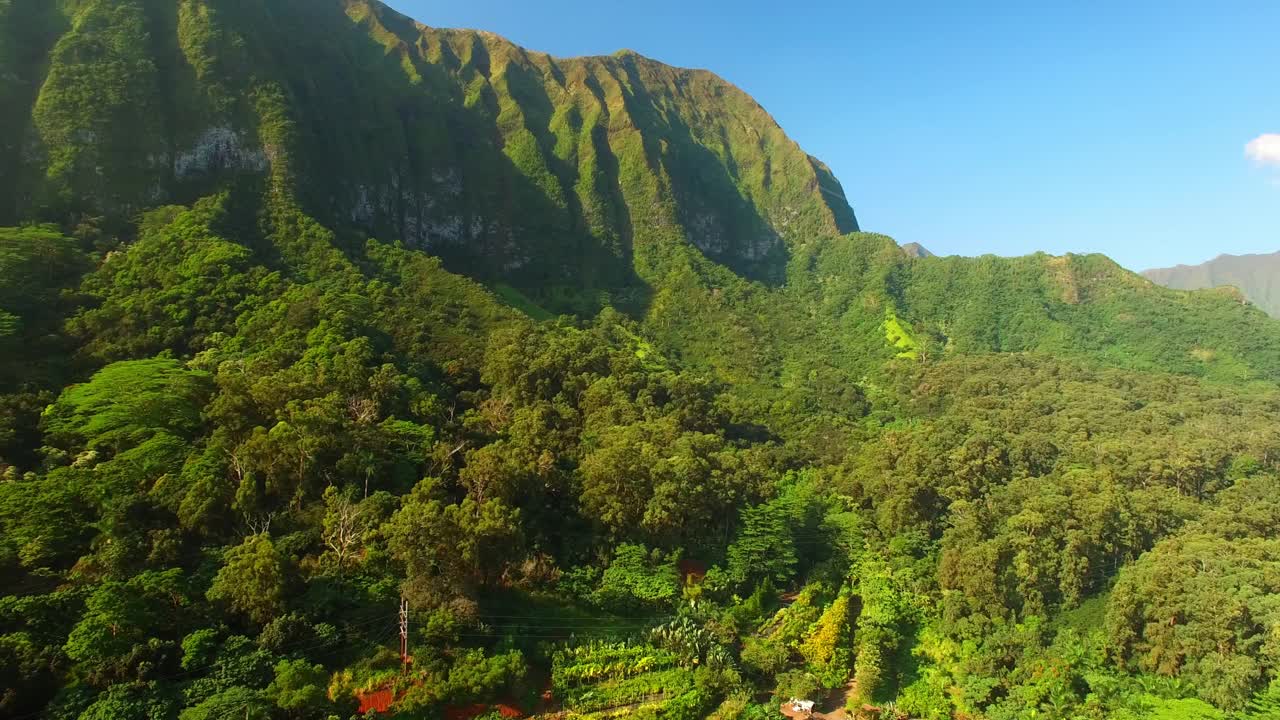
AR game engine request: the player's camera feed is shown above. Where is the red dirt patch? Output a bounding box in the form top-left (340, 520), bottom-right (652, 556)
top-left (356, 687), bottom-right (395, 714)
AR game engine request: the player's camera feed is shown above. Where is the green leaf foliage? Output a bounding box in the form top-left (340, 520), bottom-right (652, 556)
top-left (206, 534), bottom-right (288, 625)
top-left (0, 2), bottom-right (1279, 719)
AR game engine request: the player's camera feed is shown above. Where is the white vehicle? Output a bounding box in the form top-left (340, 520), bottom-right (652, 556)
top-left (789, 698), bottom-right (815, 715)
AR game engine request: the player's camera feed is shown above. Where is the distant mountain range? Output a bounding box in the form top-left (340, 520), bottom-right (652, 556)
top-left (1144, 251), bottom-right (1280, 317)
top-left (900, 242), bottom-right (934, 258)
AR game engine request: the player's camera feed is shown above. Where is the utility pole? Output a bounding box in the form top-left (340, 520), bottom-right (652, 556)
top-left (399, 598), bottom-right (410, 673)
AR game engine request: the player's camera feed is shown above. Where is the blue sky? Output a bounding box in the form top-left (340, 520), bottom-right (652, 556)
top-left (383, 0), bottom-right (1280, 271)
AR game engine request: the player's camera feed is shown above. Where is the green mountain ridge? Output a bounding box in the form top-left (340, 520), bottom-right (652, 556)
top-left (4, 0), bottom-right (1279, 391)
top-left (1, 0), bottom-right (856, 298)
top-left (1144, 250), bottom-right (1280, 318)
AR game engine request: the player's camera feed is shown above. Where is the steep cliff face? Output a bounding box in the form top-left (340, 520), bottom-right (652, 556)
top-left (1, 0), bottom-right (857, 299)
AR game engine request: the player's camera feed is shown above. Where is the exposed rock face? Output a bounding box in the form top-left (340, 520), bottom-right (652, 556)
top-left (173, 127), bottom-right (269, 181)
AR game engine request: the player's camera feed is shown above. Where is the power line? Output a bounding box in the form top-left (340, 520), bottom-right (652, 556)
top-left (399, 597), bottom-right (409, 674)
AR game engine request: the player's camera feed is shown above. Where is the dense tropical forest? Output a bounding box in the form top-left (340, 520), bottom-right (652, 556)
top-left (3, 2), bottom-right (1280, 720)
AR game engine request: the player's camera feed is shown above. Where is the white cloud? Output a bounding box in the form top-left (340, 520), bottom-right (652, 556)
top-left (1246, 133), bottom-right (1280, 166)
